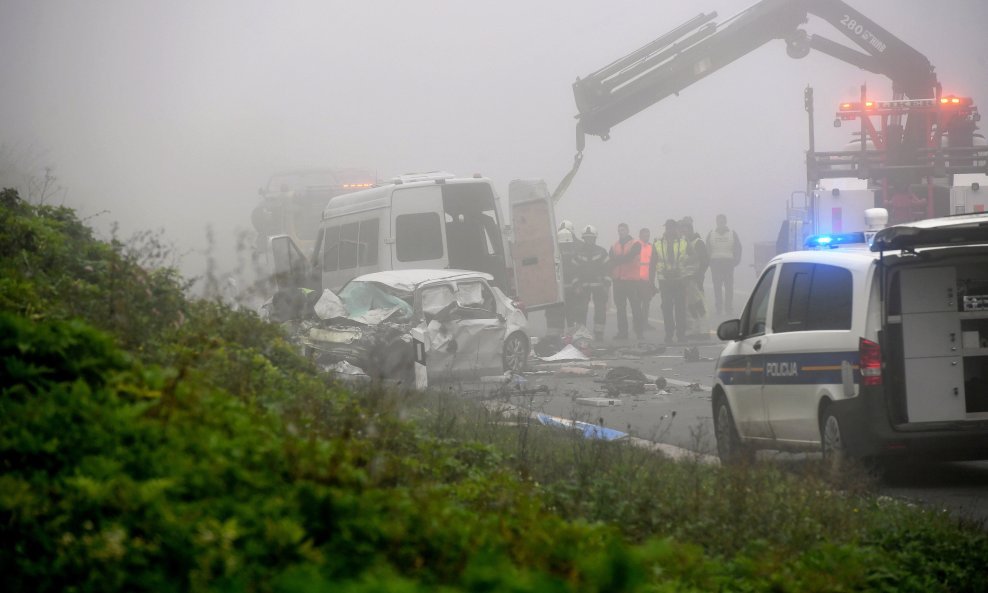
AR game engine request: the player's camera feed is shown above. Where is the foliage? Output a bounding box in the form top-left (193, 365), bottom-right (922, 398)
top-left (3, 187), bottom-right (988, 592)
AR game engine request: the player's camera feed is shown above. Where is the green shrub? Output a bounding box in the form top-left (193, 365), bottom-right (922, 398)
top-left (4, 187), bottom-right (988, 592)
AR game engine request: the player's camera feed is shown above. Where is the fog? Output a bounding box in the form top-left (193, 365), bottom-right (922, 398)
top-left (3, 0), bottom-right (987, 287)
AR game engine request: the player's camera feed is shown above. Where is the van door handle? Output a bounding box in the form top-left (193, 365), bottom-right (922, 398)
top-left (753, 340), bottom-right (762, 351)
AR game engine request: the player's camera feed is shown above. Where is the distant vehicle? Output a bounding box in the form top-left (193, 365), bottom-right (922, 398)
top-left (250, 167), bottom-right (378, 256)
top-left (269, 172), bottom-right (565, 313)
top-left (712, 210), bottom-right (988, 466)
top-left (296, 269), bottom-right (530, 384)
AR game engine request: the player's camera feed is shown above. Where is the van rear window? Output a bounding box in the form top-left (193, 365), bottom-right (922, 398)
top-left (396, 213), bottom-right (443, 262)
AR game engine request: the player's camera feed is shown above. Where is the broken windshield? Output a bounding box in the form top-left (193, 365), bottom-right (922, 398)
top-left (337, 281), bottom-right (414, 323)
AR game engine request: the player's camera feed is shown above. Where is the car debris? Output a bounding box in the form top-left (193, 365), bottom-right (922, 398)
top-left (281, 269), bottom-right (530, 385)
top-left (535, 413), bottom-right (627, 441)
top-left (537, 344), bottom-right (589, 362)
top-left (576, 397), bottom-right (623, 407)
top-left (556, 366), bottom-right (595, 376)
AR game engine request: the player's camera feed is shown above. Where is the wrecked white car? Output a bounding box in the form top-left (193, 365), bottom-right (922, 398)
top-left (299, 269), bottom-right (529, 384)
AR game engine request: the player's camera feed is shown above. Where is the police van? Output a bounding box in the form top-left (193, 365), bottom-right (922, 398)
top-left (712, 209), bottom-right (988, 465)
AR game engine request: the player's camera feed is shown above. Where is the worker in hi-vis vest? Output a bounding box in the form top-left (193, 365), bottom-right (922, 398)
top-left (609, 222), bottom-right (644, 340)
top-left (706, 213), bottom-right (743, 316)
top-left (650, 219), bottom-right (688, 344)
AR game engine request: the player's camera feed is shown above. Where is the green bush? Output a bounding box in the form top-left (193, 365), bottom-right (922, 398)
top-left (4, 187), bottom-right (988, 592)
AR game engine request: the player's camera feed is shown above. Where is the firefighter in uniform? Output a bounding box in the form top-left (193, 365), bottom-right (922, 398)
top-left (546, 220), bottom-right (581, 335)
top-left (609, 222), bottom-right (644, 340)
top-left (680, 216), bottom-right (709, 336)
top-left (651, 219), bottom-right (688, 344)
top-left (572, 225), bottom-right (610, 340)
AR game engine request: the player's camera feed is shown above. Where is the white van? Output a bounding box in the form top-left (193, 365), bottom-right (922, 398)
top-left (713, 212), bottom-right (988, 465)
top-left (269, 173), bottom-right (563, 311)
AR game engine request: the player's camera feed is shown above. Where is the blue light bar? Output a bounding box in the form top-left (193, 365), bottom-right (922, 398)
top-left (804, 232), bottom-right (867, 249)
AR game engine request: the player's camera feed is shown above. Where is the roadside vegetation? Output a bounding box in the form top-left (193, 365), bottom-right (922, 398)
top-left (2, 187), bottom-right (987, 592)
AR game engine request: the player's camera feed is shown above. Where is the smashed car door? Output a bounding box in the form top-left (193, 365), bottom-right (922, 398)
top-left (450, 280), bottom-right (506, 375)
top-left (418, 280), bottom-right (503, 382)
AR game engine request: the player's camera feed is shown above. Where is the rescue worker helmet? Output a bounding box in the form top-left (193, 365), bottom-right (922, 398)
top-left (557, 227), bottom-right (575, 243)
top-left (559, 219), bottom-right (574, 232)
top-left (581, 224), bottom-right (598, 239)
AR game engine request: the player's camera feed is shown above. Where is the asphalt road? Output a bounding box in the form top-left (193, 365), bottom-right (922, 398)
top-left (481, 307), bottom-right (988, 524)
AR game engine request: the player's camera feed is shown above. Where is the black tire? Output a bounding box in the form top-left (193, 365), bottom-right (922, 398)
top-left (714, 396), bottom-right (752, 464)
top-left (502, 332), bottom-right (529, 374)
top-left (820, 407), bottom-right (846, 472)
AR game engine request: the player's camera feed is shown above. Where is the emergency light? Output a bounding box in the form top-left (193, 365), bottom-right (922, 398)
top-left (804, 232), bottom-right (867, 249)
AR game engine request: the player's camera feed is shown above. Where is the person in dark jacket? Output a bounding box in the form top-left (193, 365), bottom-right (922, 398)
top-left (572, 225), bottom-right (610, 340)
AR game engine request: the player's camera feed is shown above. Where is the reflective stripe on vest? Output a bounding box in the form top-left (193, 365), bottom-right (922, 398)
top-left (638, 242), bottom-right (652, 280)
top-left (708, 229), bottom-right (735, 261)
top-left (611, 239), bottom-right (641, 280)
top-left (653, 238), bottom-right (687, 274)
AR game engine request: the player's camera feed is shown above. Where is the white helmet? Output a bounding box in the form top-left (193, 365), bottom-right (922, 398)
top-left (581, 224), bottom-right (598, 239)
top-left (556, 227), bottom-right (575, 244)
top-left (558, 219), bottom-right (574, 232)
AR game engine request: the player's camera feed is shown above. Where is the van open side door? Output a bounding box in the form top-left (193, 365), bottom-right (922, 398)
top-left (507, 179), bottom-right (564, 311)
top-left (270, 234), bottom-right (311, 292)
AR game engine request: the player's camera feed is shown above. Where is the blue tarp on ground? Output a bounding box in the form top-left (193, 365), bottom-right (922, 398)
top-left (535, 413), bottom-right (627, 441)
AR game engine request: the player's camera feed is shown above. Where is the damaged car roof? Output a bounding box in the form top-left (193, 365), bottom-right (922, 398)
top-left (352, 269), bottom-right (495, 292)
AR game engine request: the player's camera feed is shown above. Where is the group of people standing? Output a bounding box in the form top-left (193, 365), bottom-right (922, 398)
top-left (549, 214), bottom-right (742, 344)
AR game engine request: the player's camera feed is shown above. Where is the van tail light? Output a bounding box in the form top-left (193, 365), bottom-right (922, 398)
top-left (859, 337), bottom-right (882, 386)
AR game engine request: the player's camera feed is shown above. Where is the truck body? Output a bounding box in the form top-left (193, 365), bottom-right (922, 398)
top-left (569, 0), bottom-right (986, 262)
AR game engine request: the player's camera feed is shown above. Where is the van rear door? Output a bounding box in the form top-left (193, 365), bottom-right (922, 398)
top-left (507, 179), bottom-right (563, 311)
top-left (390, 185), bottom-right (448, 270)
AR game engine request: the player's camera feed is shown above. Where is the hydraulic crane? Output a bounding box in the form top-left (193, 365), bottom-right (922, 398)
top-left (566, 0), bottom-right (986, 229)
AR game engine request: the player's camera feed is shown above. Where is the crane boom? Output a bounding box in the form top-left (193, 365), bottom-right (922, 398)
top-left (573, 0), bottom-right (937, 146)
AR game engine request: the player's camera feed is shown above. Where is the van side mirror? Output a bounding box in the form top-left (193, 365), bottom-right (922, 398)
top-left (717, 319), bottom-right (741, 341)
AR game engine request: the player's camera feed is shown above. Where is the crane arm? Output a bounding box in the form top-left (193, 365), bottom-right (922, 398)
top-left (573, 0), bottom-right (937, 146)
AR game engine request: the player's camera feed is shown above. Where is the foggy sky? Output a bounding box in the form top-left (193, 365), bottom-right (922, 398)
top-left (3, 0), bottom-right (987, 283)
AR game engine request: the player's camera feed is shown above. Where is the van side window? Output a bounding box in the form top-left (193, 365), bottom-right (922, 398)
top-left (339, 222), bottom-right (359, 269)
top-left (396, 213), bottom-right (443, 262)
top-left (741, 265), bottom-right (775, 336)
top-left (773, 263), bottom-right (852, 332)
top-left (806, 264), bottom-right (853, 330)
top-left (322, 225), bottom-right (340, 272)
top-left (773, 263), bottom-right (813, 333)
top-left (359, 218), bottom-right (379, 266)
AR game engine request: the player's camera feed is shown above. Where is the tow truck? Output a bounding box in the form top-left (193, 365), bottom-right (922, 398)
top-left (569, 0), bottom-right (988, 255)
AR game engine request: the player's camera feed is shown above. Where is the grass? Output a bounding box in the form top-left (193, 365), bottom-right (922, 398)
top-left (3, 187), bottom-right (988, 592)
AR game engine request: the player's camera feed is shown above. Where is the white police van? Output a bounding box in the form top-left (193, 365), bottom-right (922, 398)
top-left (713, 210), bottom-right (988, 465)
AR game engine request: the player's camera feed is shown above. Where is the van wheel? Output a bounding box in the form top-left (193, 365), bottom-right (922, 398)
top-left (714, 397), bottom-right (752, 464)
top-left (502, 332), bottom-right (529, 374)
top-left (820, 409), bottom-right (846, 471)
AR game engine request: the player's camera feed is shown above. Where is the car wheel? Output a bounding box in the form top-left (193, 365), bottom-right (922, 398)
top-left (502, 332), bottom-right (529, 374)
top-left (820, 408), bottom-right (846, 471)
top-left (714, 396), bottom-right (751, 464)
